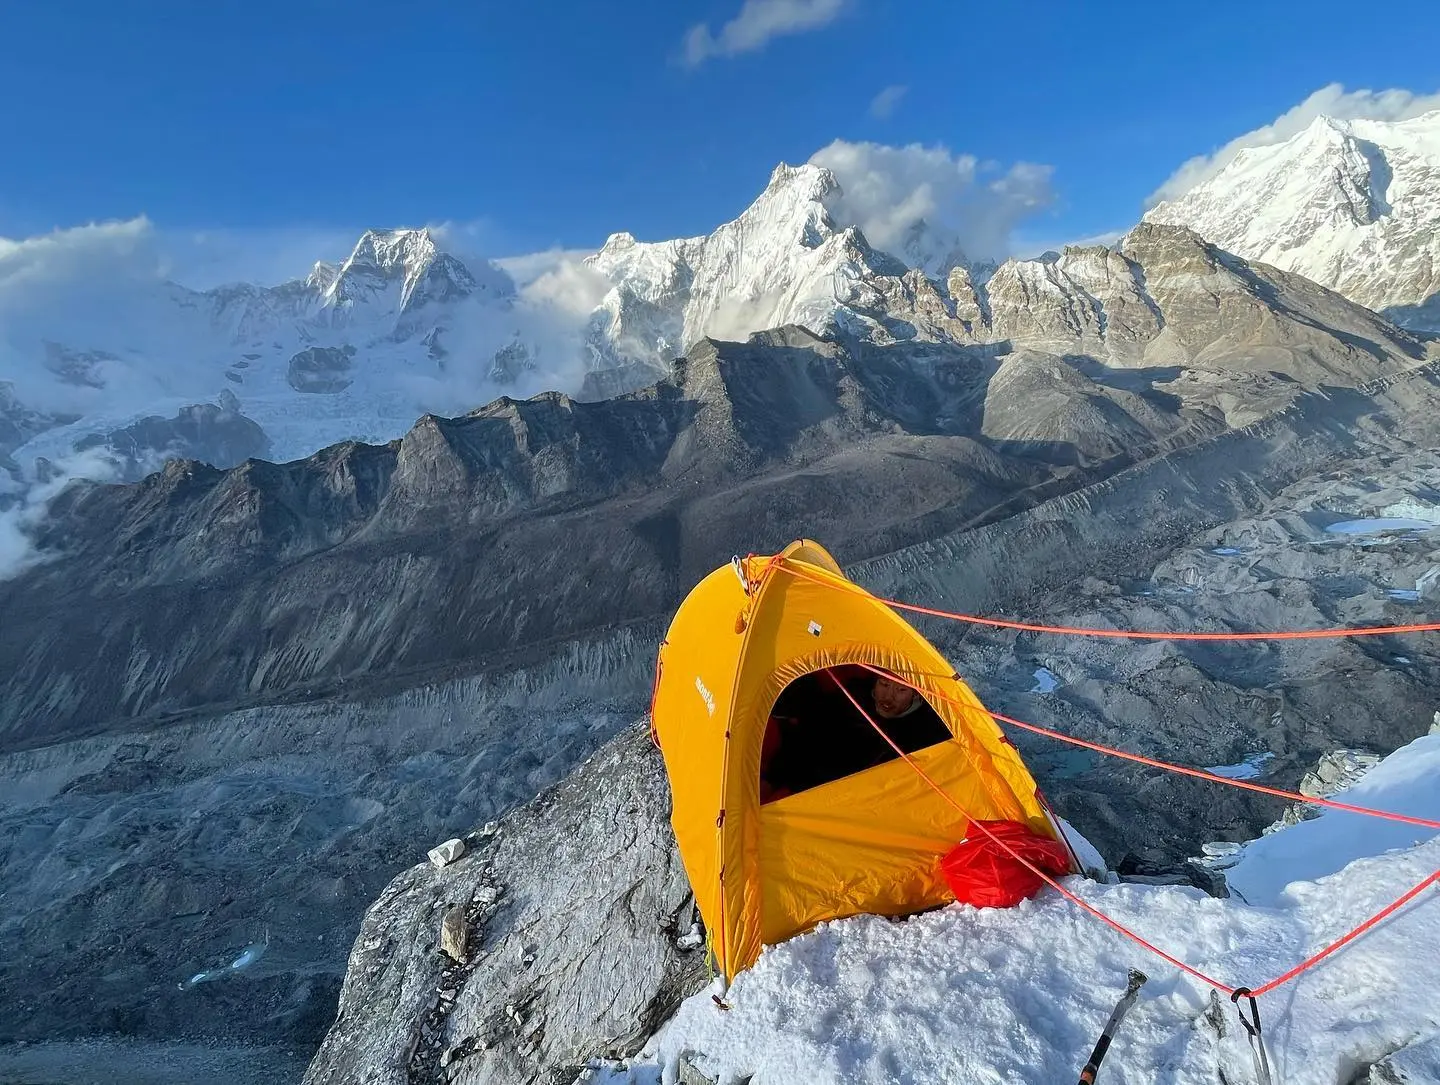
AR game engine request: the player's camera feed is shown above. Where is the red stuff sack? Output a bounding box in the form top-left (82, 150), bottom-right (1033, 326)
top-left (939, 820), bottom-right (1073, 909)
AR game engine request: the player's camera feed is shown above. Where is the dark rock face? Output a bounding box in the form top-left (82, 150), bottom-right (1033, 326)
top-left (304, 725), bottom-right (704, 1085)
top-left (288, 346), bottom-right (358, 393)
top-left (73, 402), bottom-right (272, 481)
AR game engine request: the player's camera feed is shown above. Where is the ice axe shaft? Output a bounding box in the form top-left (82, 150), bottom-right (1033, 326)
top-left (1076, 969), bottom-right (1148, 1084)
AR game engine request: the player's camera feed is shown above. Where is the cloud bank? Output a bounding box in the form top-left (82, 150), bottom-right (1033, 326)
top-left (0, 448), bottom-right (126, 580)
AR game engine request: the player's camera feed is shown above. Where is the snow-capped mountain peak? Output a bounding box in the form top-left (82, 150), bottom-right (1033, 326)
top-left (580, 160), bottom-right (926, 381)
top-left (323, 227), bottom-right (491, 316)
top-left (1144, 110), bottom-right (1440, 329)
top-left (306, 260), bottom-right (340, 294)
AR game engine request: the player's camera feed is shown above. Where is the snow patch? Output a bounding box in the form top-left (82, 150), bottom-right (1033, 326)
top-left (1226, 733), bottom-right (1440, 906)
top-left (1325, 517), bottom-right (1436, 535)
top-left (1028, 667), bottom-right (1061, 694)
top-left (179, 935), bottom-right (269, 990)
top-left (596, 734), bottom-right (1440, 1084)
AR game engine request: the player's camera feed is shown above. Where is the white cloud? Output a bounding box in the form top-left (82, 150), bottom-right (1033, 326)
top-left (0, 447), bottom-right (126, 581)
top-left (1150, 83), bottom-right (1440, 205)
top-left (868, 84), bottom-right (907, 120)
top-left (0, 217), bottom-right (159, 292)
top-left (809, 140), bottom-right (1056, 264)
top-left (683, 0), bottom-right (845, 66)
top-left (496, 247), bottom-right (602, 290)
top-left (0, 218), bottom-right (178, 416)
top-left (394, 271), bottom-right (605, 417)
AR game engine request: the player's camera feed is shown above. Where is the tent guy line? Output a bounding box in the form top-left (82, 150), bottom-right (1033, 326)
top-left (770, 555), bottom-right (1440, 640)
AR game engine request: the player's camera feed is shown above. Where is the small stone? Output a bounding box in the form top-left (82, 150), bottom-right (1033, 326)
top-left (440, 904), bottom-right (469, 963)
top-left (429, 838), bottom-right (467, 867)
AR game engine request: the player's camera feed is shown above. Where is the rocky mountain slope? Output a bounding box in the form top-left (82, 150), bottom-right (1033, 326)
top-left (5, 187), bottom-right (1440, 1083)
top-left (6, 348), bottom-right (1439, 1078)
top-left (2, 224), bottom-right (1425, 749)
top-left (1145, 111), bottom-right (1440, 331)
top-left (300, 372), bottom-right (1440, 1084)
top-left (2, 224), bottom-right (1438, 1072)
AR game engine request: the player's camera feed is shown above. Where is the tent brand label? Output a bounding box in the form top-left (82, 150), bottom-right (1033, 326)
top-left (695, 676), bottom-right (717, 716)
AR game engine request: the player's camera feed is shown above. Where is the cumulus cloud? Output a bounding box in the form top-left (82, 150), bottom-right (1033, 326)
top-left (395, 270), bottom-right (607, 417)
top-left (683, 0), bottom-right (845, 66)
top-left (868, 84), bottom-right (907, 120)
top-left (1150, 83), bottom-right (1440, 205)
top-left (809, 140), bottom-right (1056, 264)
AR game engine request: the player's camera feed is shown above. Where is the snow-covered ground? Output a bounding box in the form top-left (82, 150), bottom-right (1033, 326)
top-left (584, 735), bottom-right (1440, 1084)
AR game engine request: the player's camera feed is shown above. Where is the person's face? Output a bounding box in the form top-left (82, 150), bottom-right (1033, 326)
top-left (872, 676), bottom-right (916, 719)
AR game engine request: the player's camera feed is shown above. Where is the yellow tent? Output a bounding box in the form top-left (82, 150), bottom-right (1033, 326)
top-left (651, 539), bottom-right (1067, 978)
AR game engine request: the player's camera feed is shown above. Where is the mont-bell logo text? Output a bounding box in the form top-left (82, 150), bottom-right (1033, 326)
top-left (695, 675), bottom-right (717, 716)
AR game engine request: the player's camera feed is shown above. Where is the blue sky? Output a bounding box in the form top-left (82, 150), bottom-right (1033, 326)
top-left (3, 0), bottom-right (1439, 273)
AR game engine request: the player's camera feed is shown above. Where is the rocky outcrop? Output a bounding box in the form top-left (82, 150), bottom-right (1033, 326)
top-left (73, 401), bottom-right (272, 481)
top-left (43, 341), bottom-right (116, 388)
top-left (288, 345), bottom-right (358, 393)
top-left (304, 725), bottom-right (705, 1085)
top-left (1364, 1030), bottom-right (1440, 1083)
top-left (968, 225), bottom-right (1426, 381)
top-left (0, 381), bottom-right (75, 466)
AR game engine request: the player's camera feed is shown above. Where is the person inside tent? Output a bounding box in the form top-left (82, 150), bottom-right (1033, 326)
top-left (866, 672), bottom-right (951, 756)
top-left (759, 668), bottom-right (951, 803)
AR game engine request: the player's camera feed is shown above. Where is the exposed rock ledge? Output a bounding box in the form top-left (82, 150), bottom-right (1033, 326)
top-left (304, 725), bottom-right (705, 1085)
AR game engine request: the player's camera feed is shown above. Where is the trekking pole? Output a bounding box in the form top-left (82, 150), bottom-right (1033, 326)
top-left (1077, 969), bottom-right (1148, 1084)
